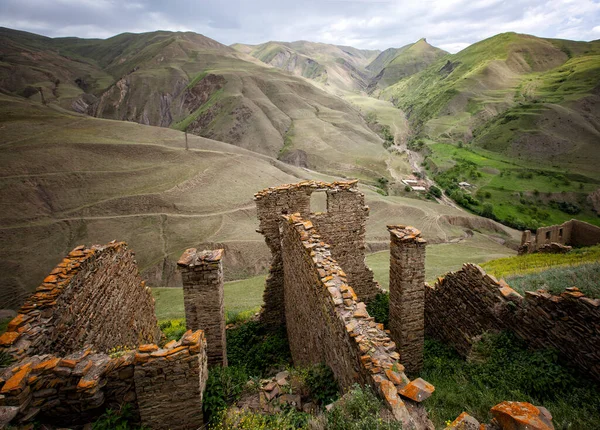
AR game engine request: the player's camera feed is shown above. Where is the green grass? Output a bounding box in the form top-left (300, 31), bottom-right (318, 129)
top-left (152, 274), bottom-right (265, 320)
top-left (422, 332), bottom-right (600, 429)
top-left (505, 262), bottom-right (600, 298)
top-left (367, 233), bottom-right (515, 288)
top-left (425, 143), bottom-right (600, 230)
top-left (481, 244), bottom-right (600, 279)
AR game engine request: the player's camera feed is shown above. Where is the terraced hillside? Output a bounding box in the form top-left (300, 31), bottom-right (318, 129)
top-left (0, 94), bottom-right (518, 309)
top-left (0, 27), bottom-right (406, 185)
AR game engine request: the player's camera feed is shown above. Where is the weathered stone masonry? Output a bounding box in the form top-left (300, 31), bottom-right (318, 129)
top-left (178, 248), bottom-right (227, 367)
top-left (0, 242), bottom-right (160, 360)
top-left (255, 180), bottom-right (381, 326)
top-left (281, 213), bottom-right (434, 429)
top-left (0, 242), bottom-right (208, 429)
top-left (520, 219), bottom-right (600, 254)
top-left (425, 263), bottom-right (600, 382)
top-left (388, 225), bottom-right (426, 374)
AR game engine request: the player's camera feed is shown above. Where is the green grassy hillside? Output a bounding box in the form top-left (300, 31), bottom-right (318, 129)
top-left (368, 39), bottom-right (447, 91)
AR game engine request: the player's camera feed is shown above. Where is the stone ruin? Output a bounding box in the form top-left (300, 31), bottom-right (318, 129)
top-left (519, 219), bottom-right (600, 254)
top-left (0, 242), bottom-right (209, 429)
top-left (0, 179), bottom-right (581, 429)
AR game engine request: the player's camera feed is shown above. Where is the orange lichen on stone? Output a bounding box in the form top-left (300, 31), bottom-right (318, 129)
top-left (77, 378), bottom-right (99, 391)
top-left (138, 344), bottom-right (159, 353)
top-left (33, 357), bottom-right (61, 372)
top-left (0, 331), bottom-right (20, 346)
top-left (398, 378), bottom-right (435, 402)
top-left (59, 359), bottom-right (77, 368)
top-left (1, 364), bottom-right (32, 393)
top-left (491, 401), bottom-right (554, 430)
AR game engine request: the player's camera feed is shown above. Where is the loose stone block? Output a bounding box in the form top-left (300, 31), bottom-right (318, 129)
top-left (178, 248), bottom-right (227, 367)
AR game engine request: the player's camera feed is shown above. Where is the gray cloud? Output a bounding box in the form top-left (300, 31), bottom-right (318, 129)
top-left (1, 0), bottom-right (599, 52)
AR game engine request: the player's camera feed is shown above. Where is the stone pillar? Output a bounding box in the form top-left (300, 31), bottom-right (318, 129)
top-left (387, 225), bottom-right (426, 374)
top-left (177, 248), bottom-right (227, 367)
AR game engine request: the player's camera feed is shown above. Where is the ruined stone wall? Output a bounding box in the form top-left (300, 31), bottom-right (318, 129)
top-left (425, 263), bottom-right (600, 382)
top-left (520, 219), bottom-right (600, 253)
top-left (388, 226), bottom-right (426, 374)
top-left (0, 330), bottom-right (207, 429)
top-left (281, 213), bottom-right (434, 429)
top-left (254, 180), bottom-right (380, 326)
top-left (0, 242), bottom-right (160, 360)
top-left (178, 248), bottom-right (227, 367)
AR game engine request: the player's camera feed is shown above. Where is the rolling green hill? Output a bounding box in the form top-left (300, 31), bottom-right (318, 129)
top-left (380, 32), bottom-right (600, 229)
top-left (367, 38), bottom-right (448, 92)
top-left (0, 27), bottom-right (408, 185)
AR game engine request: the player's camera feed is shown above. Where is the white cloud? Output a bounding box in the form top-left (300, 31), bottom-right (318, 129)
top-left (1, 0), bottom-right (599, 51)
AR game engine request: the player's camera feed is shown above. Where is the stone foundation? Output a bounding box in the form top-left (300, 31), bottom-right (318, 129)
top-left (388, 225), bottom-right (426, 374)
top-left (281, 213), bottom-right (433, 429)
top-left (254, 181), bottom-right (381, 326)
top-left (178, 248), bottom-right (227, 367)
top-left (425, 263), bottom-right (600, 382)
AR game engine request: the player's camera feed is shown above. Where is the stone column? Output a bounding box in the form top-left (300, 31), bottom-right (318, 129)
top-left (177, 248), bottom-right (227, 367)
top-left (387, 225), bottom-right (426, 374)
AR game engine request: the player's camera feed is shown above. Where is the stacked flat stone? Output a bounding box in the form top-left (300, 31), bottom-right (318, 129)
top-left (178, 248), bottom-right (227, 367)
top-left (0, 330), bottom-right (207, 429)
top-left (0, 242), bottom-right (160, 361)
top-left (425, 263), bottom-right (600, 383)
top-left (281, 213), bottom-right (434, 429)
top-left (254, 180), bottom-right (381, 326)
top-left (387, 225), bottom-right (426, 374)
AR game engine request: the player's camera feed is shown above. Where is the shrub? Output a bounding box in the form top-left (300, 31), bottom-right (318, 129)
top-left (211, 407), bottom-right (311, 429)
top-left (227, 321), bottom-right (292, 377)
top-left (305, 363), bottom-right (340, 405)
top-left (158, 319), bottom-right (186, 342)
top-left (481, 203), bottom-right (494, 218)
top-left (429, 185), bottom-right (442, 198)
top-left (203, 365), bottom-right (249, 424)
top-left (92, 403), bottom-right (139, 430)
top-left (325, 385), bottom-right (403, 430)
top-left (366, 292), bottom-right (389, 328)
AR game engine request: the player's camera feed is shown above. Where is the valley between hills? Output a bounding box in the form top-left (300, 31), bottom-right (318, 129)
top-left (0, 26), bottom-right (598, 312)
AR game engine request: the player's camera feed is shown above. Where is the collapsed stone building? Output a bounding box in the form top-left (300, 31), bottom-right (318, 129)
top-left (519, 219), bottom-right (600, 254)
top-left (2, 179), bottom-right (592, 429)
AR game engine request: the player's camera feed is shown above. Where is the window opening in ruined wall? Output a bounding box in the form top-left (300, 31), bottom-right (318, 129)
top-left (545, 231), bottom-right (551, 241)
top-left (310, 190), bottom-right (328, 214)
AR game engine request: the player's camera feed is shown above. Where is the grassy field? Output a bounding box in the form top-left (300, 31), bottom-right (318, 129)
top-left (505, 263), bottom-right (600, 298)
top-left (481, 244), bottom-right (600, 278)
top-left (366, 233), bottom-right (515, 289)
top-left (425, 142), bottom-right (600, 230)
top-left (153, 233), bottom-right (516, 320)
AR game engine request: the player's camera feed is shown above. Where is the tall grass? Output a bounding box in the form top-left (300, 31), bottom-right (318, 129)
top-left (481, 245), bottom-right (600, 279)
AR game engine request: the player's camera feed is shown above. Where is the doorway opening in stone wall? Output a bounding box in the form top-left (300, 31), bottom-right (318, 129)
top-left (310, 190), bottom-right (328, 214)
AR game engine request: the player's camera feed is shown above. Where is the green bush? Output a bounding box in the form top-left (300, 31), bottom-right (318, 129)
top-left (325, 385), bottom-right (402, 430)
top-left (203, 366), bottom-right (249, 424)
top-left (92, 403), bottom-right (140, 430)
top-left (211, 407), bottom-right (311, 429)
top-left (366, 292), bottom-right (389, 328)
top-left (305, 363), bottom-right (340, 405)
top-left (429, 185), bottom-right (442, 199)
top-left (158, 319), bottom-right (186, 342)
top-left (227, 321), bottom-right (292, 377)
top-left (421, 332), bottom-right (600, 428)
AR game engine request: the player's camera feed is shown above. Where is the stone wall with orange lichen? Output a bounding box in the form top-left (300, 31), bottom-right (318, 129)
top-left (425, 263), bottom-right (600, 382)
top-left (281, 213), bottom-right (433, 430)
top-left (254, 180), bottom-right (381, 326)
top-left (0, 242), bottom-right (160, 361)
top-left (0, 330), bottom-right (207, 429)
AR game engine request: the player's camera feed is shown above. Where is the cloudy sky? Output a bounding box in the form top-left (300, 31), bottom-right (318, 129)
top-left (1, 0), bottom-right (599, 53)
